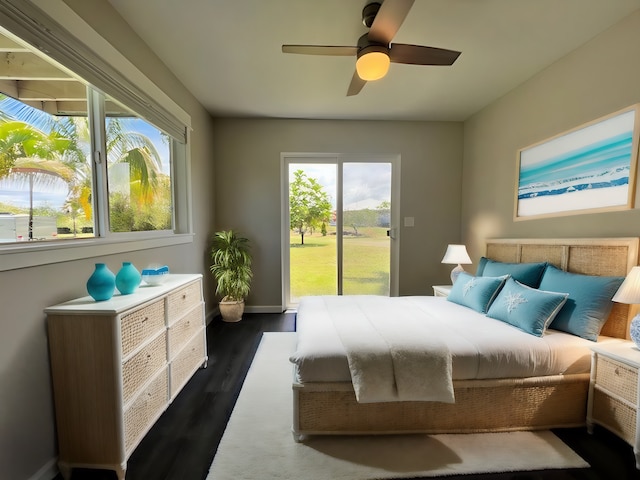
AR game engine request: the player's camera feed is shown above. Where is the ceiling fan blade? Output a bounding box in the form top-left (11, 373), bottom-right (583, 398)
top-left (347, 70), bottom-right (367, 96)
top-left (368, 0), bottom-right (415, 45)
top-left (389, 43), bottom-right (461, 66)
top-left (282, 45), bottom-right (358, 56)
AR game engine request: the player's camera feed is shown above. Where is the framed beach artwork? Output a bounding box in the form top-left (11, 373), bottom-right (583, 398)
top-left (515, 104), bottom-right (640, 220)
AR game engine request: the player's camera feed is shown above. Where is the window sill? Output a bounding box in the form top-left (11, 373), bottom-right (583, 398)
top-left (0, 233), bottom-right (194, 271)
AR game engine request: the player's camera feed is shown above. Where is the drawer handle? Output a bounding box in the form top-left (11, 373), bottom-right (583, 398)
top-left (614, 367), bottom-right (620, 376)
top-left (182, 294), bottom-right (187, 300)
top-left (141, 316), bottom-right (148, 323)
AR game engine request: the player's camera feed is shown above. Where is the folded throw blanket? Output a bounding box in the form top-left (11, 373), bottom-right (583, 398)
top-left (321, 295), bottom-right (455, 404)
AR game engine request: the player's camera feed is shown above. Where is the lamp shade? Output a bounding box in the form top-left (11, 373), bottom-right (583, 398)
top-left (441, 244), bottom-right (472, 265)
top-left (612, 266), bottom-right (640, 304)
top-left (612, 266), bottom-right (640, 349)
top-left (356, 46), bottom-right (390, 81)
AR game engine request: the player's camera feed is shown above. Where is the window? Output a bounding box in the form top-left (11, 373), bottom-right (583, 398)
top-left (0, 0), bottom-right (192, 270)
top-left (105, 101), bottom-right (173, 234)
top-left (0, 94), bottom-right (92, 242)
top-left (0, 29), bottom-right (181, 243)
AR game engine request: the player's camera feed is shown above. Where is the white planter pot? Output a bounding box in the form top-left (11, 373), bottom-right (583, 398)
top-left (219, 299), bottom-right (245, 322)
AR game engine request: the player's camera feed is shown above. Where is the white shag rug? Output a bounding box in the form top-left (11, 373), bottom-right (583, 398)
top-left (207, 332), bottom-right (589, 480)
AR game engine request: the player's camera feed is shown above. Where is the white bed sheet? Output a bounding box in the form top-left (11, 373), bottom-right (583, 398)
top-left (290, 295), bottom-right (610, 383)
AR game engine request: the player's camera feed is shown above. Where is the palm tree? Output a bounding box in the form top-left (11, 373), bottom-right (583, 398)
top-left (0, 95), bottom-right (169, 236)
top-left (9, 157), bottom-right (76, 239)
top-left (0, 119), bottom-right (81, 239)
top-left (106, 117), bottom-right (164, 207)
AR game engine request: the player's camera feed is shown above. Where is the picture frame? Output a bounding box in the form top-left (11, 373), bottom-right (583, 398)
top-left (514, 104), bottom-right (640, 221)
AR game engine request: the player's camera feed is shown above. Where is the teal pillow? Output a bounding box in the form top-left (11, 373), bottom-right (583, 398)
top-left (539, 265), bottom-right (624, 341)
top-left (479, 258), bottom-right (548, 288)
top-left (476, 256), bottom-right (489, 276)
top-left (447, 272), bottom-right (507, 314)
top-left (487, 277), bottom-right (568, 337)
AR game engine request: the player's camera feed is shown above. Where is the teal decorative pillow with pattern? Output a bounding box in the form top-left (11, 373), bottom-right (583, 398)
top-left (486, 277), bottom-right (568, 337)
top-left (447, 272), bottom-right (508, 314)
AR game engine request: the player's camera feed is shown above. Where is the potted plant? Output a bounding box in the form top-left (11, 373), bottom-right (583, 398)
top-left (210, 230), bottom-right (253, 322)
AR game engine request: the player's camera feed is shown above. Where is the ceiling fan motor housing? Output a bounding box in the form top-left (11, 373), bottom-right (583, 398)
top-left (362, 2), bottom-right (381, 27)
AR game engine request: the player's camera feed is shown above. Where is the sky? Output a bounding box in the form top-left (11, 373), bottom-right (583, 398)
top-left (289, 162), bottom-right (391, 210)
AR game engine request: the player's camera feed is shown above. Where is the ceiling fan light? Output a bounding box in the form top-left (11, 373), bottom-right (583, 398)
top-left (356, 50), bottom-right (390, 81)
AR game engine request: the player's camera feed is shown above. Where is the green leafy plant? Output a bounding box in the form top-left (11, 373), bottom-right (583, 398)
top-left (210, 230), bottom-right (252, 301)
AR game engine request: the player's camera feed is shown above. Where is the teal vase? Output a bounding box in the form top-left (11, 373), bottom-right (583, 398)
top-left (86, 263), bottom-right (116, 301)
top-left (116, 262), bottom-right (141, 295)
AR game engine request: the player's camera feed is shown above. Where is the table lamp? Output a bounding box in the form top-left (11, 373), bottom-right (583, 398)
top-left (441, 244), bottom-right (472, 284)
top-left (612, 266), bottom-right (640, 348)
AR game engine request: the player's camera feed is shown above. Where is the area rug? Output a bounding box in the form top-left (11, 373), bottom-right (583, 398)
top-left (206, 332), bottom-right (589, 480)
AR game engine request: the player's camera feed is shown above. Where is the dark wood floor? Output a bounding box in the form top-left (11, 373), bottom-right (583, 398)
top-left (56, 312), bottom-right (640, 480)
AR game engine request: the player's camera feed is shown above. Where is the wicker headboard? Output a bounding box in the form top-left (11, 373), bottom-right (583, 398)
top-left (485, 237), bottom-right (639, 340)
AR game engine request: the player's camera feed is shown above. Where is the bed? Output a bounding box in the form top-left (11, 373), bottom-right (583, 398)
top-left (290, 237), bottom-right (639, 440)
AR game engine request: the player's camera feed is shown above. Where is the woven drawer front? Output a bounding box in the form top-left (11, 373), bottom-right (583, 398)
top-left (121, 300), bottom-right (165, 357)
top-left (168, 303), bottom-right (204, 360)
top-left (167, 280), bottom-right (202, 322)
top-left (123, 368), bottom-right (168, 453)
top-left (122, 332), bottom-right (167, 404)
top-left (595, 355), bottom-right (638, 404)
top-left (170, 331), bottom-right (205, 398)
top-left (592, 388), bottom-right (636, 445)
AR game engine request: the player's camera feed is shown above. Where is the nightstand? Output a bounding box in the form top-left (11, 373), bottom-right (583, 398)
top-left (432, 285), bottom-right (452, 297)
top-left (587, 341), bottom-right (640, 469)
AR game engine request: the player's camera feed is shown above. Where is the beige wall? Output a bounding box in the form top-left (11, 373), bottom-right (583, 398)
top-left (462, 10), bottom-right (640, 263)
top-left (213, 118), bottom-right (464, 306)
top-left (0, 2), bottom-right (216, 479)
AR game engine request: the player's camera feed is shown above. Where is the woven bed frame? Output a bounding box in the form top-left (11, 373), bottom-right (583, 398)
top-left (292, 237), bottom-right (639, 440)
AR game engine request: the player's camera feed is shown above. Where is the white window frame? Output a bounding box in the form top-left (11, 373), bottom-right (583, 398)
top-left (0, 0), bottom-right (194, 272)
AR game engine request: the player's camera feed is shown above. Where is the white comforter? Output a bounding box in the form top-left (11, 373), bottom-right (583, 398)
top-left (290, 295), bottom-right (604, 403)
top-left (315, 295), bottom-right (455, 404)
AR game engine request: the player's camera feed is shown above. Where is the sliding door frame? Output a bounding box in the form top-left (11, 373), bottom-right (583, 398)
top-left (281, 152), bottom-right (400, 310)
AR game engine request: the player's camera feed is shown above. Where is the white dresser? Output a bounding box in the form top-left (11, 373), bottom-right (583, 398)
top-left (46, 273), bottom-right (207, 480)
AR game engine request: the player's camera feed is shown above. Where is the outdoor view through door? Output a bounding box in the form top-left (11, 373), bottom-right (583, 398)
top-left (286, 158), bottom-right (393, 305)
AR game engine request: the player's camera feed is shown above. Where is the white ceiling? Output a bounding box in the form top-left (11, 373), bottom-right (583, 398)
top-left (107, 0), bottom-right (640, 121)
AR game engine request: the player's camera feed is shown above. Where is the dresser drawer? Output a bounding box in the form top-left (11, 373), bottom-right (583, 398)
top-left (122, 332), bottom-right (167, 403)
top-left (167, 280), bottom-right (202, 322)
top-left (592, 388), bottom-right (637, 445)
top-left (595, 355), bottom-right (638, 404)
top-left (170, 331), bottom-right (205, 398)
top-left (168, 303), bottom-right (204, 360)
top-left (121, 300), bottom-right (165, 357)
top-left (123, 368), bottom-right (168, 454)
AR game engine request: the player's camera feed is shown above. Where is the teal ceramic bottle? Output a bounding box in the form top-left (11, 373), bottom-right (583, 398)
top-left (116, 261), bottom-right (142, 295)
top-left (86, 263), bottom-right (116, 301)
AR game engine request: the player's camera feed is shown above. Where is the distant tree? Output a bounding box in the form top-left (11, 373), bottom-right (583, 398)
top-left (289, 169), bottom-right (332, 245)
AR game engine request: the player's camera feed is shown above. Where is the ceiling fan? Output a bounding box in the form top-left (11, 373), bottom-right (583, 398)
top-left (281, 0), bottom-right (461, 96)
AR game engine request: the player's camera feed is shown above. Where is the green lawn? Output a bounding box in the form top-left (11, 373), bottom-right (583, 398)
top-left (290, 226), bottom-right (389, 301)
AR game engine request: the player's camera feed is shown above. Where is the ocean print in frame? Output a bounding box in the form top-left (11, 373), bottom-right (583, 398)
top-left (515, 105), bottom-right (640, 221)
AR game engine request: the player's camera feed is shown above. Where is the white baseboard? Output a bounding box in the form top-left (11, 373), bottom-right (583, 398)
top-left (30, 458), bottom-right (57, 480)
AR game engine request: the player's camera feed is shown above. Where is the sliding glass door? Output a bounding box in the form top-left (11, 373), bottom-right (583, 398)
top-left (282, 154), bottom-right (399, 308)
